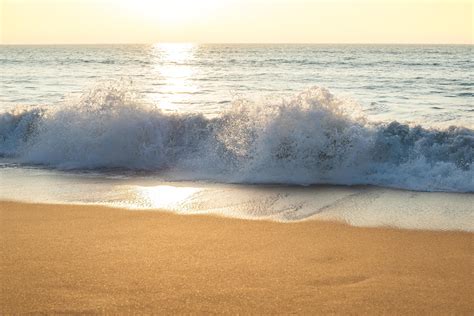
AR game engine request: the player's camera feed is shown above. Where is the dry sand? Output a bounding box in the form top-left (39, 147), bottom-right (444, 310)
top-left (1, 201), bottom-right (473, 314)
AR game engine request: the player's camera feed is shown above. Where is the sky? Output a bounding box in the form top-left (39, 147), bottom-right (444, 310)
top-left (1, 0), bottom-right (472, 44)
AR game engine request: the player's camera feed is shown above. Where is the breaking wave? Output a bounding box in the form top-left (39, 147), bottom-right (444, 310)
top-left (1, 84), bottom-right (472, 192)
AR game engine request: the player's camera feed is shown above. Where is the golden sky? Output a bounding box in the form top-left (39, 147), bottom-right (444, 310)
top-left (1, 0), bottom-right (472, 44)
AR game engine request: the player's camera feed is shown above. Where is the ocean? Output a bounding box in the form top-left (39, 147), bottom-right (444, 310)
top-left (1, 44), bottom-right (472, 230)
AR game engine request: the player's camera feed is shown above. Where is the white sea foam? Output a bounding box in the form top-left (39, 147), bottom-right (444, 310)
top-left (1, 83), bottom-right (472, 192)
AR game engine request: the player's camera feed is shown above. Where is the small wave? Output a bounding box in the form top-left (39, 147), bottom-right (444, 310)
top-left (1, 83), bottom-right (472, 192)
top-left (457, 92), bottom-right (473, 97)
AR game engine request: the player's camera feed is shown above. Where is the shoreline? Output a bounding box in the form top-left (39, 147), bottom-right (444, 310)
top-left (2, 166), bottom-right (473, 231)
top-left (1, 201), bottom-right (473, 314)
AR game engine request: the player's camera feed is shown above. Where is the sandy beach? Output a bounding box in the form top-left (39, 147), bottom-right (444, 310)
top-left (1, 201), bottom-right (472, 314)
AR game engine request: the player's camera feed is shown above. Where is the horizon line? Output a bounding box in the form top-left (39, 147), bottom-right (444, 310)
top-left (1, 42), bottom-right (472, 46)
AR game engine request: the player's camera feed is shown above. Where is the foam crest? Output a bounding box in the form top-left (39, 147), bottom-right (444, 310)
top-left (1, 83), bottom-right (472, 192)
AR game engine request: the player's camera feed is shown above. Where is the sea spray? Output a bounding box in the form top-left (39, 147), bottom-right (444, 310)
top-left (1, 83), bottom-right (472, 192)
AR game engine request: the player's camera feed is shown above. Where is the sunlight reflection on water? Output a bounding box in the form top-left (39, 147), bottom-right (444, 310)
top-left (150, 43), bottom-right (199, 111)
top-left (136, 185), bottom-right (202, 209)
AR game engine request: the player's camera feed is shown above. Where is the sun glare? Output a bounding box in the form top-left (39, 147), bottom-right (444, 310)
top-left (149, 43), bottom-right (199, 111)
top-left (137, 185), bottom-right (201, 209)
top-left (119, 0), bottom-right (226, 25)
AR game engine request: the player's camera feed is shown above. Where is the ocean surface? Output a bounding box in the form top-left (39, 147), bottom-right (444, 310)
top-left (1, 44), bottom-right (473, 230)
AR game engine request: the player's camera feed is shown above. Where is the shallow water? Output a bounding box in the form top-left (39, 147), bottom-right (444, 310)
top-left (1, 167), bottom-right (472, 231)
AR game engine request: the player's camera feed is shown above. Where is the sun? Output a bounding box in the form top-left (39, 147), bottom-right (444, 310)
top-left (119, 0), bottom-right (226, 25)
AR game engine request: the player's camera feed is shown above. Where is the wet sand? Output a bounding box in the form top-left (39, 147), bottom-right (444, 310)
top-left (1, 201), bottom-right (473, 314)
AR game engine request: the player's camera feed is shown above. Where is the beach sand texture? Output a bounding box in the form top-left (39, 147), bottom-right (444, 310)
top-left (1, 201), bottom-right (473, 314)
